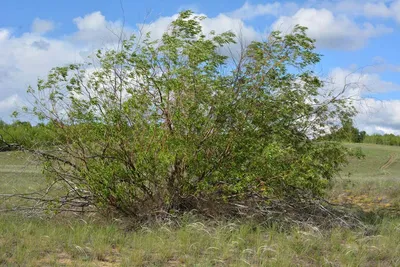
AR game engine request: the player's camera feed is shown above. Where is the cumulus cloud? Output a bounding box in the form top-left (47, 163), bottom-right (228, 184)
top-left (355, 98), bottom-right (400, 135)
top-left (0, 11), bottom-right (140, 120)
top-left (71, 11), bottom-right (131, 44)
top-left (0, 95), bottom-right (22, 112)
top-left (74, 11), bottom-right (106, 31)
top-left (0, 29), bottom-right (83, 120)
top-left (328, 67), bottom-right (400, 96)
top-left (272, 8), bottom-right (392, 50)
top-left (230, 0), bottom-right (400, 22)
top-left (364, 2), bottom-right (393, 18)
top-left (201, 14), bottom-right (260, 44)
top-left (313, 0), bottom-right (400, 23)
top-left (363, 0), bottom-right (400, 22)
top-left (31, 18), bottom-right (55, 34)
top-left (325, 67), bottom-right (400, 134)
top-left (0, 29), bottom-right (10, 42)
top-left (228, 1), bottom-right (298, 20)
top-left (391, 1), bottom-right (400, 22)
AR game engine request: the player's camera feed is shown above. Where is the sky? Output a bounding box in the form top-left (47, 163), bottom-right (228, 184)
top-left (1, 0), bottom-right (400, 134)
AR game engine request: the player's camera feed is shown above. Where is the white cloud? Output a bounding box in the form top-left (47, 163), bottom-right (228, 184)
top-left (201, 14), bottom-right (260, 43)
top-left (229, 2), bottom-right (287, 20)
top-left (325, 67), bottom-right (400, 134)
top-left (136, 15), bottom-right (177, 40)
top-left (272, 8), bottom-right (392, 50)
top-left (0, 95), bottom-right (22, 112)
top-left (328, 67), bottom-right (400, 96)
top-left (0, 11), bottom-right (137, 120)
top-left (31, 18), bottom-right (55, 34)
top-left (390, 0), bottom-right (400, 23)
top-left (71, 11), bottom-right (131, 44)
top-left (233, 1), bottom-right (400, 24)
top-left (362, 0), bottom-right (400, 22)
top-left (364, 2), bottom-right (392, 18)
top-left (333, 0), bottom-right (366, 15)
top-left (0, 28), bottom-right (83, 120)
top-left (0, 29), bottom-right (10, 41)
top-left (315, 0), bottom-right (400, 23)
top-left (303, 0), bottom-right (385, 17)
top-left (355, 98), bottom-right (400, 134)
top-left (74, 11), bottom-right (106, 31)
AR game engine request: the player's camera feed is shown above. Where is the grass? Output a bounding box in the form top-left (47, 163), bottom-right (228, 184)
top-left (0, 151), bottom-right (46, 211)
top-left (0, 215), bottom-right (399, 266)
top-left (1, 143), bottom-right (400, 266)
top-left (341, 143), bottom-right (400, 179)
top-left (329, 143), bottom-right (400, 213)
top-left (0, 151), bottom-right (43, 193)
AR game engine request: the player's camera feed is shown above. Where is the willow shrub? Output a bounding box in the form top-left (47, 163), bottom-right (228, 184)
top-left (22, 11), bottom-right (355, 217)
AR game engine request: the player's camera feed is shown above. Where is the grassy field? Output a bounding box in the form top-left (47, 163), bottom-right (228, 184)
top-left (0, 143), bottom-right (400, 266)
top-left (0, 151), bottom-right (43, 193)
top-left (329, 143), bottom-right (400, 213)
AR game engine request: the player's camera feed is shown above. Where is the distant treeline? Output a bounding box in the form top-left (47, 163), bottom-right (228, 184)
top-left (0, 120), bottom-right (58, 150)
top-left (363, 134), bottom-right (400, 146)
top-left (323, 119), bottom-right (400, 146)
top-left (2, 119), bottom-right (400, 150)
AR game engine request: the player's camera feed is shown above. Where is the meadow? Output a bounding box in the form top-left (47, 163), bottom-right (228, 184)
top-left (0, 143), bottom-right (400, 266)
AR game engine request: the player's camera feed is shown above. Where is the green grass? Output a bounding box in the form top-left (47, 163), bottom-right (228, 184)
top-left (329, 143), bottom-right (400, 213)
top-left (0, 151), bottom-right (45, 211)
top-left (0, 151), bottom-right (43, 193)
top-left (343, 143), bottom-right (400, 179)
top-left (1, 144), bottom-right (400, 266)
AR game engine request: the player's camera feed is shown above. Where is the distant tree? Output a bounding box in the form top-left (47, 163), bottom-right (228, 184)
top-left (326, 119), bottom-right (365, 143)
top-left (17, 11), bottom-right (356, 218)
top-left (358, 130), bottom-right (366, 143)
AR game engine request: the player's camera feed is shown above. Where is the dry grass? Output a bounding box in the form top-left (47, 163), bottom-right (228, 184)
top-left (0, 214), bottom-right (399, 266)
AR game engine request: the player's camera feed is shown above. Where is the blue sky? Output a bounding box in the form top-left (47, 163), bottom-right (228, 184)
top-left (1, 0), bottom-right (400, 133)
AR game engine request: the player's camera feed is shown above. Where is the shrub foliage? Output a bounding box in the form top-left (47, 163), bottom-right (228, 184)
top-left (20, 11), bottom-right (355, 217)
